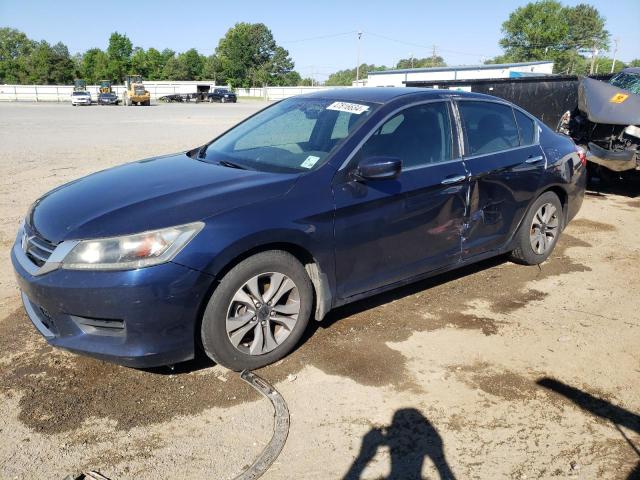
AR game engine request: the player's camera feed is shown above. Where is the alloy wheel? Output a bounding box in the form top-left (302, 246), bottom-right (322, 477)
top-left (226, 272), bottom-right (300, 355)
top-left (530, 203), bottom-right (559, 255)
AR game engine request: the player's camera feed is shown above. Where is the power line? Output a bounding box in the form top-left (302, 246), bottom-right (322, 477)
top-left (362, 31), bottom-right (488, 58)
top-left (280, 31), bottom-right (356, 44)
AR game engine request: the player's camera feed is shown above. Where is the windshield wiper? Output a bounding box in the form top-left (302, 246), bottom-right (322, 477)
top-left (218, 159), bottom-right (248, 170)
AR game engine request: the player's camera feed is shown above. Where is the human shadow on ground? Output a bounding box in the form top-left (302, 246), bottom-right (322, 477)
top-left (537, 377), bottom-right (640, 480)
top-left (343, 408), bottom-right (456, 480)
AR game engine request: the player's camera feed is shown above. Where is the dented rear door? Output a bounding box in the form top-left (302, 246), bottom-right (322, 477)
top-left (456, 100), bottom-right (545, 259)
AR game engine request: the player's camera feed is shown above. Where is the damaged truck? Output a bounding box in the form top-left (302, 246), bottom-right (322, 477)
top-left (557, 68), bottom-right (640, 181)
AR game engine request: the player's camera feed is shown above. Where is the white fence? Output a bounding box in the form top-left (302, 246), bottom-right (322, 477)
top-left (0, 84), bottom-right (346, 102)
top-left (234, 86), bottom-right (340, 100)
top-left (0, 83), bottom-right (218, 102)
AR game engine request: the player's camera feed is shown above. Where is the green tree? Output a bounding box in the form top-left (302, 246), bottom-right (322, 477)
top-left (565, 4), bottom-right (609, 73)
top-left (106, 32), bottom-right (133, 82)
top-left (499, 0), bottom-right (569, 64)
top-left (326, 64), bottom-right (387, 86)
top-left (629, 59), bottom-right (640, 68)
top-left (216, 22), bottom-right (295, 87)
top-left (16, 39), bottom-right (75, 84)
top-left (48, 42), bottom-right (75, 83)
top-left (145, 48), bottom-right (166, 79)
top-left (178, 48), bottom-right (204, 80)
top-left (592, 56), bottom-right (626, 74)
top-left (396, 56), bottom-right (446, 69)
top-left (80, 48), bottom-right (110, 83)
top-left (201, 54), bottom-right (222, 81)
top-left (162, 55), bottom-right (188, 80)
top-left (497, 1), bottom-right (610, 74)
top-left (0, 27), bottom-right (34, 83)
top-left (130, 47), bottom-right (148, 78)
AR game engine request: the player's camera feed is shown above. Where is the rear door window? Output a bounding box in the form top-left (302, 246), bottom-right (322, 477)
top-left (514, 109), bottom-right (537, 146)
top-left (458, 101), bottom-right (520, 156)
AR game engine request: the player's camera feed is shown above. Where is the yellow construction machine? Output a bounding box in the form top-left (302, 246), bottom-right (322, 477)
top-left (122, 75), bottom-right (150, 106)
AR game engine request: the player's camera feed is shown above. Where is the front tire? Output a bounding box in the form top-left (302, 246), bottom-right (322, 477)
top-left (510, 191), bottom-right (563, 265)
top-left (201, 251), bottom-right (313, 370)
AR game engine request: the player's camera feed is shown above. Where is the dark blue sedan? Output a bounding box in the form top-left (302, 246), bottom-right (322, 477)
top-left (11, 88), bottom-right (586, 370)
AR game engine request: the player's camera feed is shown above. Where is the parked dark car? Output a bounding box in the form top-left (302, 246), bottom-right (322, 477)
top-left (12, 88), bottom-right (586, 370)
top-left (208, 88), bottom-right (237, 103)
top-left (98, 92), bottom-right (120, 105)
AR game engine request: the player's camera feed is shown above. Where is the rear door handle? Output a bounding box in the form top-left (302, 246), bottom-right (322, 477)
top-left (440, 175), bottom-right (467, 185)
top-left (525, 155), bottom-right (545, 164)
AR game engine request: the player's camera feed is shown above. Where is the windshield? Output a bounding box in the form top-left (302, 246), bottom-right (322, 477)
top-left (609, 72), bottom-right (640, 95)
top-left (72, 92), bottom-right (87, 96)
top-left (202, 97), bottom-right (376, 173)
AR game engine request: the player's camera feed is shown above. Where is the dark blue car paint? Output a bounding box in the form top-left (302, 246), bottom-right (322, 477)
top-left (12, 88), bottom-right (586, 367)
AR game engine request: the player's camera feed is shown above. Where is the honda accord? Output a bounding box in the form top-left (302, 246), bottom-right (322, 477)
top-left (12, 88), bottom-right (586, 370)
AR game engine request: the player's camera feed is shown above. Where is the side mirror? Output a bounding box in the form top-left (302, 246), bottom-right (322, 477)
top-left (353, 156), bottom-right (401, 181)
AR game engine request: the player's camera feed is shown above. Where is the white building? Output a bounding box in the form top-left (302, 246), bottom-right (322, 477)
top-left (362, 61), bottom-right (554, 87)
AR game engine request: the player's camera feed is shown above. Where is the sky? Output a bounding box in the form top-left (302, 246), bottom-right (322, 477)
top-left (1, 0), bottom-right (639, 81)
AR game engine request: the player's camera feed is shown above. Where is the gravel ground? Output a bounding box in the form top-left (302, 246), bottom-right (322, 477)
top-left (0, 102), bottom-right (638, 479)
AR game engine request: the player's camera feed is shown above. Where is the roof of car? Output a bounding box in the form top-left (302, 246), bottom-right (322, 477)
top-left (297, 87), bottom-right (492, 103)
top-left (622, 67), bottom-right (640, 74)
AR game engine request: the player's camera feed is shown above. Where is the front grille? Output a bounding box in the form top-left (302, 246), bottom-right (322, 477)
top-left (23, 225), bottom-right (57, 267)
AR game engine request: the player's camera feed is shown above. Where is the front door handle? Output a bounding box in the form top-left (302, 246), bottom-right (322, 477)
top-left (525, 155), bottom-right (545, 164)
top-left (441, 175), bottom-right (467, 185)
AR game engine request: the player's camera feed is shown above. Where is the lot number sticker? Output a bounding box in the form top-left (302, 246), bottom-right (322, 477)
top-left (300, 155), bottom-right (320, 169)
top-left (327, 101), bottom-right (370, 115)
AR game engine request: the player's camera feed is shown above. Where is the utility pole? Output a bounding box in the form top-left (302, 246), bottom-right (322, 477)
top-left (589, 47), bottom-right (598, 75)
top-left (410, 53), bottom-right (414, 69)
top-left (431, 44), bottom-right (437, 65)
top-left (356, 31), bottom-right (363, 85)
top-left (611, 38), bottom-right (619, 73)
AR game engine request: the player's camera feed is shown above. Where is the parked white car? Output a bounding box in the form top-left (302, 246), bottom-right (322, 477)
top-left (71, 91), bottom-right (92, 106)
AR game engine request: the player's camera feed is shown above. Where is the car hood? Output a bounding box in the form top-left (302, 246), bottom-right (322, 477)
top-left (578, 76), bottom-right (640, 125)
top-left (28, 153), bottom-right (298, 243)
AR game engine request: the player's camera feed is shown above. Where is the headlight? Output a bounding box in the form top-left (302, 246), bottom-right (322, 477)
top-left (61, 222), bottom-right (204, 270)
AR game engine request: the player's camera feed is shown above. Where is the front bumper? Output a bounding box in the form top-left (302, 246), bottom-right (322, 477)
top-left (587, 142), bottom-right (638, 172)
top-left (11, 240), bottom-right (214, 368)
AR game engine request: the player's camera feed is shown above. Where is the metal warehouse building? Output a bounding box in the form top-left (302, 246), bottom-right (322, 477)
top-left (363, 61), bottom-right (554, 88)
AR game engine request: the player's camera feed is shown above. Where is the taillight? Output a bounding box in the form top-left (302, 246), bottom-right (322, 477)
top-left (576, 145), bottom-right (587, 167)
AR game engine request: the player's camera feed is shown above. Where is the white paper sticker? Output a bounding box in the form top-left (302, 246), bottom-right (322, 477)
top-left (326, 101), bottom-right (370, 115)
top-left (300, 155), bottom-right (320, 169)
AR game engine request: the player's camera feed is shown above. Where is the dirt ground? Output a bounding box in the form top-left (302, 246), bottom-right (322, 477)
top-left (0, 102), bottom-right (638, 480)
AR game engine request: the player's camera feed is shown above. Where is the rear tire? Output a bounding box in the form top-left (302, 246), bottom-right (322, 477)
top-left (510, 191), bottom-right (563, 265)
top-left (201, 250), bottom-right (313, 371)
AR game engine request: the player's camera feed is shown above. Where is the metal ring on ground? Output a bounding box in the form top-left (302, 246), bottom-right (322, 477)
top-left (63, 370), bottom-right (289, 480)
top-left (233, 370), bottom-right (290, 480)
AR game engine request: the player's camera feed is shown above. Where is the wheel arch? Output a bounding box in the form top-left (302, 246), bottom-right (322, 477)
top-left (207, 240), bottom-right (332, 322)
top-left (507, 184), bottom-right (569, 252)
top-left (539, 185), bottom-right (569, 224)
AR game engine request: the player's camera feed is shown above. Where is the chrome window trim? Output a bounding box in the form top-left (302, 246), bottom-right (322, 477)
top-left (461, 143), bottom-right (539, 162)
top-left (401, 156), bottom-right (464, 173)
top-left (454, 97), bottom-right (541, 155)
top-left (338, 98), bottom-right (462, 171)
